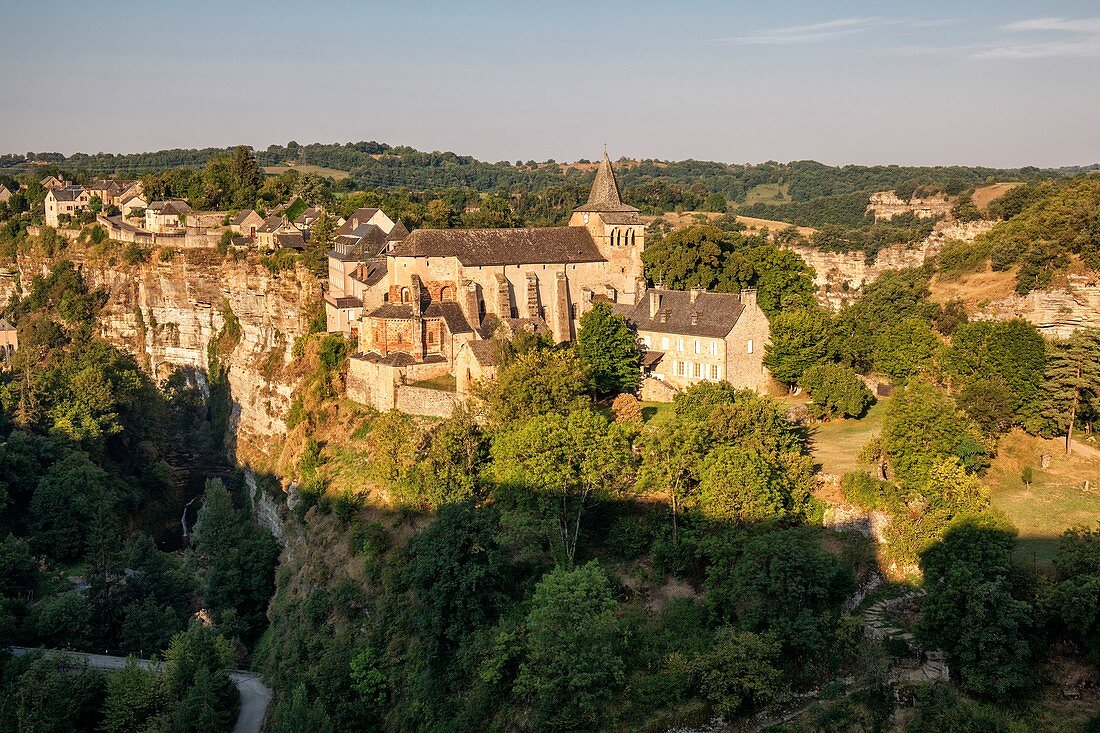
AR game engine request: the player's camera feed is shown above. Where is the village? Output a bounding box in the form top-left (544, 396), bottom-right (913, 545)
top-left (9, 154), bottom-right (774, 419)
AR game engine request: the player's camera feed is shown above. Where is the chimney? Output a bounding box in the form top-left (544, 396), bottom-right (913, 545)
top-left (648, 290), bottom-right (662, 319)
top-left (690, 311), bottom-right (699, 326)
top-left (689, 287), bottom-right (703, 303)
top-left (658, 311), bottom-right (669, 324)
top-left (740, 288), bottom-right (758, 309)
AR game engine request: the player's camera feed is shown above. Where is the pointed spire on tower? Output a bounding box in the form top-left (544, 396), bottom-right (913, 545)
top-left (574, 151), bottom-right (638, 214)
top-left (586, 151), bottom-right (623, 209)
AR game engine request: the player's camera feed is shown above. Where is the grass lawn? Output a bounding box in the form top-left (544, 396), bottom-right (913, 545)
top-left (264, 164), bottom-right (350, 181)
top-left (986, 431), bottom-right (1100, 565)
top-left (807, 398), bottom-right (888, 478)
top-left (408, 373), bottom-right (457, 392)
top-left (640, 401), bottom-right (675, 423)
top-left (742, 182), bottom-right (791, 206)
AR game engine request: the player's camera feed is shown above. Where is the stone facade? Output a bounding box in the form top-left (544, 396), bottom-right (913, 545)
top-left (622, 287), bottom-right (771, 394)
top-left (44, 185), bottom-right (91, 227)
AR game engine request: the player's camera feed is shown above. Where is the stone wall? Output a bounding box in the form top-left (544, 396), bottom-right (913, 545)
top-left (395, 386), bottom-right (460, 418)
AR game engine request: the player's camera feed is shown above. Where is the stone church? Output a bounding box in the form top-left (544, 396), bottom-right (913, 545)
top-left (341, 152), bottom-right (772, 414)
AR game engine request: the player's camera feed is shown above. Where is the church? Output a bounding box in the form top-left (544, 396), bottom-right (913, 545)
top-left (343, 152), bottom-right (648, 410)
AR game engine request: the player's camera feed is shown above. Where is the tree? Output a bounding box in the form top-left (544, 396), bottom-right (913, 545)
top-left (873, 316), bottom-right (940, 381)
top-left (302, 211), bottom-right (336, 275)
top-left (489, 407), bottom-right (633, 564)
top-left (799, 362), bottom-right (874, 419)
top-left (919, 517), bottom-right (1036, 699)
top-left (636, 413), bottom-right (707, 541)
top-left (1041, 328), bottom-right (1100, 454)
top-left (714, 528), bottom-right (855, 656)
top-left (694, 446), bottom-right (789, 523)
top-left (763, 307), bottom-right (834, 386)
top-left (100, 657), bottom-right (170, 733)
top-left (575, 301), bottom-right (641, 395)
top-left (515, 562), bottom-right (624, 731)
top-left (690, 629), bottom-right (784, 719)
top-left (28, 451), bottom-right (109, 561)
top-left (270, 684), bottom-right (335, 733)
top-left (476, 347), bottom-right (590, 425)
top-left (401, 409), bottom-right (487, 508)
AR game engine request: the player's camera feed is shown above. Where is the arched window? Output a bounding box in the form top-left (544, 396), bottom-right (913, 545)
top-left (400, 287), bottom-right (411, 303)
top-left (440, 285), bottom-right (456, 302)
top-left (610, 229), bottom-right (617, 246)
top-left (628, 229), bottom-right (635, 246)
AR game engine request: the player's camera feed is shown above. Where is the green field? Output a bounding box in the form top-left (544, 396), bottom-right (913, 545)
top-left (807, 398), bottom-right (887, 478)
top-left (264, 163), bottom-right (350, 180)
top-left (987, 432), bottom-right (1100, 565)
top-left (741, 182), bottom-right (791, 207)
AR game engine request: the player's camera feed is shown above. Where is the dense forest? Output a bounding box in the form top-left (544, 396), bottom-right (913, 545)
top-left (0, 262), bottom-right (278, 732)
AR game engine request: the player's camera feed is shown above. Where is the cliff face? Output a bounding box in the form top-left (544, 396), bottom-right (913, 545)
top-left (786, 220), bottom-right (997, 309)
top-left (975, 273), bottom-right (1100, 338)
top-left (867, 190), bottom-right (953, 221)
top-left (7, 248), bottom-right (319, 462)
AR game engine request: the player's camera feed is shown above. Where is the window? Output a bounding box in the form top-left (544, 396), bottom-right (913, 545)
top-left (693, 362), bottom-right (702, 378)
top-left (642, 335), bottom-right (651, 347)
top-left (711, 364), bottom-right (719, 380)
top-left (677, 338), bottom-right (684, 352)
top-left (400, 288), bottom-right (411, 303)
top-left (694, 340), bottom-right (700, 354)
top-left (747, 339), bottom-right (754, 354)
top-left (661, 337), bottom-right (669, 350)
top-left (675, 360), bottom-right (685, 376)
top-left (711, 341), bottom-right (718, 356)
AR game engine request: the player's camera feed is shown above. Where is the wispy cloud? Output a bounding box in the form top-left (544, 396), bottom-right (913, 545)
top-left (970, 16), bottom-right (1100, 60)
top-left (721, 17), bottom-right (883, 45)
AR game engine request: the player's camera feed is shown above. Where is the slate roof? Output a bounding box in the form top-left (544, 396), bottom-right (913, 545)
top-left (0, 317), bottom-right (15, 332)
top-left (274, 232), bottom-right (305, 249)
top-left (349, 260), bottom-right (387, 286)
top-left (149, 200), bottom-right (191, 215)
top-left (49, 186), bottom-right (86, 202)
top-left (337, 208), bottom-right (381, 235)
top-left (618, 289), bottom-right (746, 338)
top-left (465, 339), bottom-right (501, 367)
top-left (390, 226), bottom-right (605, 266)
top-left (572, 152), bottom-right (640, 215)
top-left (387, 219), bottom-right (409, 241)
top-left (359, 351), bottom-right (449, 367)
top-left (230, 209), bottom-right (260, 225)
top-left (366, 301), bottom-right (474, 334)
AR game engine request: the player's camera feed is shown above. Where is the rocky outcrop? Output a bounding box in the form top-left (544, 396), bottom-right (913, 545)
top-left (785, 219), bottom-right (997, 309)
top-left (975, 273), bottom-right (1100, 338)
top-left (867, 190), bottom-right (952, 221)
top-left (5, 247), bottom-right (319, 460)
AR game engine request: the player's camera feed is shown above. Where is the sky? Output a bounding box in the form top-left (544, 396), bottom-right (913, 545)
top-left (1, 0), bottom-right (1099, 168)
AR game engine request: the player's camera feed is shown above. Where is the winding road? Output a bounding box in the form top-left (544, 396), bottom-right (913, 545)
top-left (7, 646), bottom-right (271, 733)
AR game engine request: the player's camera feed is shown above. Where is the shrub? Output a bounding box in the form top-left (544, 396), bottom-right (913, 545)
top-left (611, 393), bottom-right (643, 424)
top-left (799, 363), bottom-right (874, 419)
top-left (840, 472), bottom-right (900, 512)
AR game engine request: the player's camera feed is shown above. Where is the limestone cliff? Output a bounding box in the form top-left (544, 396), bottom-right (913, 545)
top-left (975, 273), bottom-right (1100, 338)
top-left (4, 247), bottom-right (319, 462)
top-left (867, 190), bottom-right (952, 221)
top-left (785, 219), bottom-right (997, 309)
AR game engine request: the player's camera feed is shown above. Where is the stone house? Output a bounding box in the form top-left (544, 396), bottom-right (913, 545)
top-left (0, 184), bottom-right (12, 204)
top-left (324, 210), bottom-right (405, 335)
top-left (40, 175), bottom-right (67, 190)
top-left (120, 193), bottom-right (148, 219)
top-left (617, 287), bottom-right (771, 392)
top-left (255, 215), bottom-right (308, 250)
top-left (230, 209), bottom-right (265, 238)
top-left (145, 200), bottom-right (192, 233)
top-left (44, 185), bottom-right (91, 227)
top-left (87, 179), bottom-right (142, 209)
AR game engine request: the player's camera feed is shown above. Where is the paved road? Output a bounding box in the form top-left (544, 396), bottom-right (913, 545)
top-left (8, 646), bottom-right (271, 733)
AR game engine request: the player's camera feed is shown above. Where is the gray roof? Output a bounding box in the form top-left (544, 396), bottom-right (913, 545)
top-left (149, 200), bottom-right (191, 215)
top-left (337, 208), bottom-right (381, 236)
top-left (230, 209), bottom-right (260, 225)
top-left (465, 339), bottom-right (501, 366)
top-left (50, 185), bottom-right (86, 202)
top-left (274, 231), bottom-right (305, 249)
top-left (0, 317), bottom-right (15, 331)
top-left (619, 289), bottom-right (746, 338)
top-left (366, 301), bottom-right (474, 334)
top-left (573, 152), bottom-right (639, 215)
top-left (390, 226), bottom-right (605, 267)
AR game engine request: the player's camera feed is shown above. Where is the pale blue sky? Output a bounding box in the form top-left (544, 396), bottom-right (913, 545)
top-left (1, 0), bottom-right (1098, 166)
